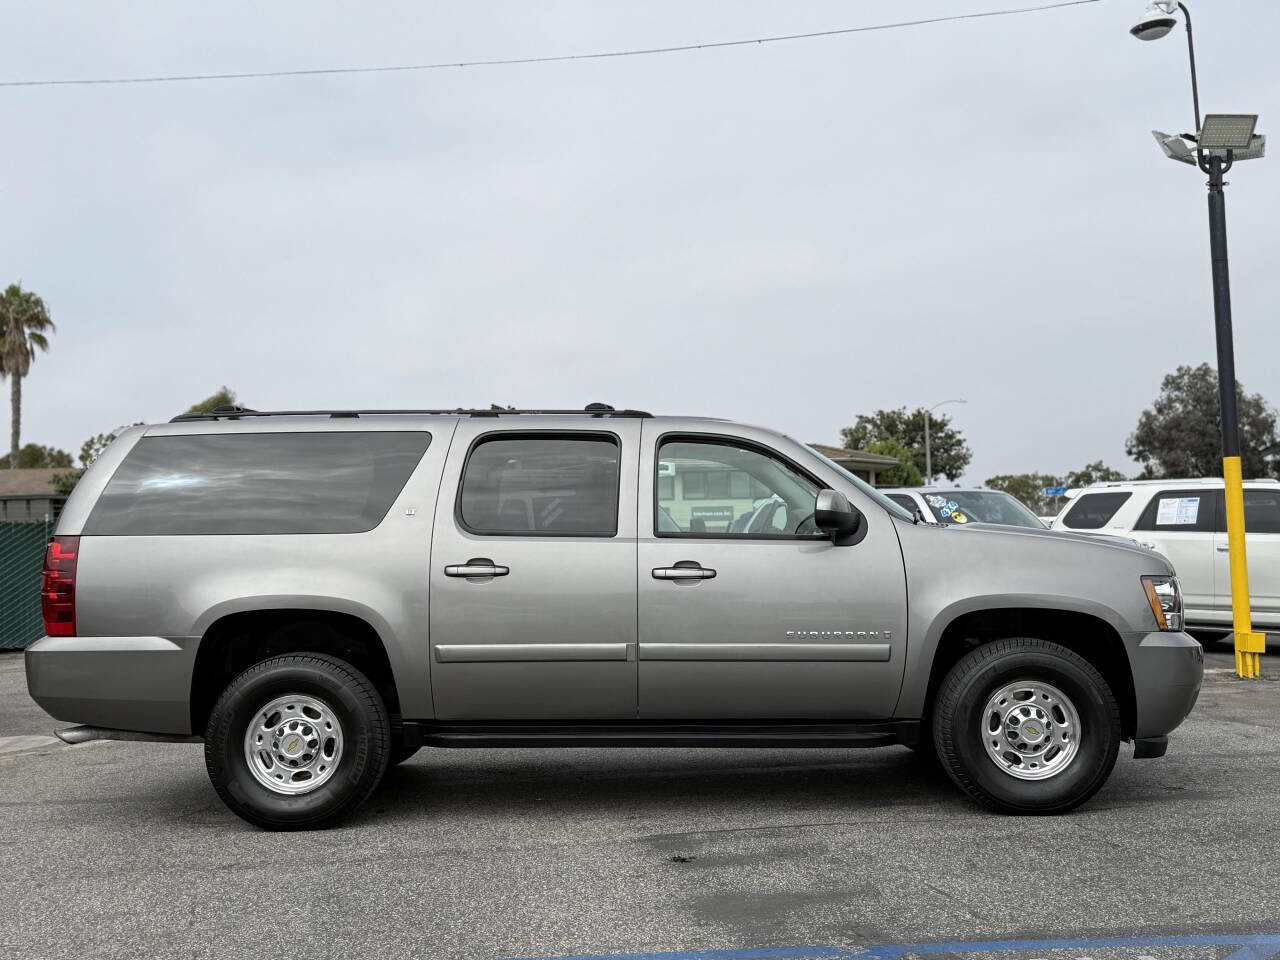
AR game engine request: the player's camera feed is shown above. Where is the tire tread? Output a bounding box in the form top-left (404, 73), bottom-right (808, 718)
top-left (932, 637), bottom-right (1120, 814)
top-left (204, 653), bottom-right (389, 830)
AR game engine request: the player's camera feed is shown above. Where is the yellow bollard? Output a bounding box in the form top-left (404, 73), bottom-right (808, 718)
top-left (1222, 456), bottom-right (1266, 678)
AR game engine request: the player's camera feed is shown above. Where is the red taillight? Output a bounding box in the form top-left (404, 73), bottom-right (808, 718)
top-left (41, 535), bottom-right (79, 637)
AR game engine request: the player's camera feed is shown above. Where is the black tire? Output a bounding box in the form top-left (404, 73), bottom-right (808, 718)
top-left (932, 638), bottom-right (1121, 814)
top-left (204, 653), bottom-right (390, 830)
top-left (388, 743), bottom-right (421, 766)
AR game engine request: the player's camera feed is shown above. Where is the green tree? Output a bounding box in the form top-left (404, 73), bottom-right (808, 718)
top-left (985, 472), bottom-right (1063, 514)
top-left (185, 386), bottom-right (239, 415)
top-left (1126, 364), bottom-right (1277, 478)
top-left (0, 283), bottom-right (55, 469)
top-left (866, 437), bottom-right (924, 486)
top-left (1066, 460), bottom-right (1126, 488)
top-left (78, 432), bottom-right (120, 467)
top-left (0, 443), bottom-right (73, 469)
top-left (841, 407), bottom-right (972, 482)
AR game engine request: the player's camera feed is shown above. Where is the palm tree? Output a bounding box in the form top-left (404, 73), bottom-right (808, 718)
top-left (0, 283), bottom-right (55, 469)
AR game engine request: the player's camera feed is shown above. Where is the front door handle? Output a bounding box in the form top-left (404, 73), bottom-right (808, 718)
top-left (445, 558), bottom-right (510, 579)
top-left (1216, 543), bottom-right (1231, 552)
top-left (652, 561), bottom-right (717, 582)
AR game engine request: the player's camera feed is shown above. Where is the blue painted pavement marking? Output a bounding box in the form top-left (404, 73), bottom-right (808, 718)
top-left (503, 933), bottom-right (1280, 960)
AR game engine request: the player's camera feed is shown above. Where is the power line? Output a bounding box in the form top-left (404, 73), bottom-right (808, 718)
top-left (0, 0), bottom-right (1102, 89)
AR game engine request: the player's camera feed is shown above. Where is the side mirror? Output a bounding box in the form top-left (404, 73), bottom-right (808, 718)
top-left (814, 489), bottom-right (864, 545)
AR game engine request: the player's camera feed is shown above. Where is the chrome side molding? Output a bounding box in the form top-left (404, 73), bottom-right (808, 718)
top-left (434, 643), bottom-right (632, 663)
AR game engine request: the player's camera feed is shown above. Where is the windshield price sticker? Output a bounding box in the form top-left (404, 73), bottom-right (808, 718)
top-left (1156, 496), bottom-right (1200, 526)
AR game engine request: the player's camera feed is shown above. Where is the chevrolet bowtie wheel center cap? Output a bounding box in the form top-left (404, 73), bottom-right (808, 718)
top-left (981, 680), bottom-right (1082, 782)
top-left (243, 693), bottom-right (345, 796)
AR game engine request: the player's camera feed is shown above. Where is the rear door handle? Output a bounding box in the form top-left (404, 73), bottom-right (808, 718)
top-left (652, 562), bottom-right (717, 582)
top-left (1216, 544), bottom-right (1231, 552)
top-left (445, 558), bottom-right (510, 578)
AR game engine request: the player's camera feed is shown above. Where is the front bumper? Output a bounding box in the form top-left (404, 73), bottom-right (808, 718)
top-left (1128, 630), bottom-right (1204, 740)
top-left (25, 636), bottom-right (199, 736)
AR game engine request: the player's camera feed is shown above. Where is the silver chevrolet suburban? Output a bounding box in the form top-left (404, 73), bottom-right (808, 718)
top-left (26, 405), bottom-right (1203, 829)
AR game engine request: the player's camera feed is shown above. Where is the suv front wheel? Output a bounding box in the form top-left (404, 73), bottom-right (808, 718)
top-left (204, 654), bottom-right (390, 830)
top-left (932, 638), bottom-right (1121, 814)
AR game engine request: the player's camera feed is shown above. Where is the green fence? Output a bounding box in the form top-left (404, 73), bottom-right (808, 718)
top-left (0, 520), bottom-right (52, 650)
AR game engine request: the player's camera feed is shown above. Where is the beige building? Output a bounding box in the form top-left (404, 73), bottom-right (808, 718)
top-left (0, 468), bottom-right (67, 522)
top-left (805, 443), bottom-right (901, 485)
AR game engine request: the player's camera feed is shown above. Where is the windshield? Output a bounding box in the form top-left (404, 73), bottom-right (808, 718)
top-left (805, 446), bottom-right (917, 522)
top-left (919, 490), bottom-right (1045, 529)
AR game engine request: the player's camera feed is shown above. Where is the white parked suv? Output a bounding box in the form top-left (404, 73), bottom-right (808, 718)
top-left (1049, 478), bottom-right (1280, 632)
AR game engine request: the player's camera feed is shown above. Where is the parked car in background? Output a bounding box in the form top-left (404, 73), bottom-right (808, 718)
top-left (882, 487), bottom-right (1047, 529)
top-left (26, 407), bottom-right (1202, 828)
top-left (1050, 478), bottom-right (1280, 632)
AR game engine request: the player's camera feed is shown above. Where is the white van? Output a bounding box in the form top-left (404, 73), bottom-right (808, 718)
top-left (1050, 478), bottom-right (1280, 631)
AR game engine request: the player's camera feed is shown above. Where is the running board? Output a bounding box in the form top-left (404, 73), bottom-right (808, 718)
top-left (400, 720), bottom-right (920, 750)
top-left (56, 725), bottom-right (202, 745)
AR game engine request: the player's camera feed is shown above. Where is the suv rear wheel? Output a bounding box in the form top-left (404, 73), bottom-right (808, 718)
top-left (204, 654), bottom-right (390, 830)
top-left (932, 638), bottom-right (1120, 814)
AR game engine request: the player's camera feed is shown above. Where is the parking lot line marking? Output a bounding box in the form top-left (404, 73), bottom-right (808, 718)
top-left (506, 933), bottom-right (1280, 960)
top-left (856, 934), bottom-right (1280, 960)
top-left (504, 948), bottom-right (854, 960)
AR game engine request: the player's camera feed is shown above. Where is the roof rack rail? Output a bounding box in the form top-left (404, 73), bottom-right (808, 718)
top-left (1087, 477), bottom-right (1280, 487)
top-left (170, 403), bottom-right (652, 423)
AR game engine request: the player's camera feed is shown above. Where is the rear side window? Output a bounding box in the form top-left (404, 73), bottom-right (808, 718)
top-left (1134, 489), bottom-right (1220, 533)
top-left (1061, 492), bottom-right (1131, 529)
top-left (1243, 490), bottom-right (1280, 534)
top-left (459, 434), bottom-right (620, 536)
top-left (85, 432), bottom-right (430, 536)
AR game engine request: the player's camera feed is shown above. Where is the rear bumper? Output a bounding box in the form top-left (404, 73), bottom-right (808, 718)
top-left (1127, 630), bottom-right (1204, 740)
top-left (25, 636), bottom-right (199, 736)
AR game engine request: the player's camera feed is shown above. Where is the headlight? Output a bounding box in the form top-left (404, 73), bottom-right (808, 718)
top-left (1142, 575), bottom-right (1183, 631)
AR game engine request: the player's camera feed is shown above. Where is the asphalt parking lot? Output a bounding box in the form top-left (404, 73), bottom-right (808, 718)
top-left (2, 646), bottom-right (1279, 960)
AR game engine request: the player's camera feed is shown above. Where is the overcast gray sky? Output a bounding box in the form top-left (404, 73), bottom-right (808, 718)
top-left (3, 0), bottom-right (1277, 483)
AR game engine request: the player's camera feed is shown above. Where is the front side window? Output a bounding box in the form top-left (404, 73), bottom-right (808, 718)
top-left (459, 434), bottom-right (619, 536)
top-left (656, 438), bottom-right (822, 538)
top-left (1134, 489), bottom-right (1220, 533)
top-left (1061, 492), bottom-right (1131, 530)
top-left (85, 431), bottom-right (431, 536)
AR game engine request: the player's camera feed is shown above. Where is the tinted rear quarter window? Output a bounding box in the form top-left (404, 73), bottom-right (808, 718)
top-left (1061, 492), bottom-right (1131, 530)
top-left (85, 431), bottom-right (430, 535)
top-left (459, 434), bottom-right (620, 536)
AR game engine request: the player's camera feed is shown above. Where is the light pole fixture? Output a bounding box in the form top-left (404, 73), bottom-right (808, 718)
top-left (924, 399), bottom-right (966, 486)
top-left (1133, 2), bottom-right (1267, 679)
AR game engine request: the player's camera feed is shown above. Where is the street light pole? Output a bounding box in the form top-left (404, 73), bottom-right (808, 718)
top-left (1177, 2), bottom-right (1201, 132)
top-left (925, 415), bottom-right (930, 485)
top-left (924, 399), bottom-right (966, 486)
top-left (1132, 1), bottom-right (1267, 678)
top-left (1201, 149), bottom-right (1264, 678)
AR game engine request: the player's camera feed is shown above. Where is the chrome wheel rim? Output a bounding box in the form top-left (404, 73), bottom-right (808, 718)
top-left (243, 693), bottom-right (344, 796)
top-left (980, 679), bottom-right (1081, 781)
